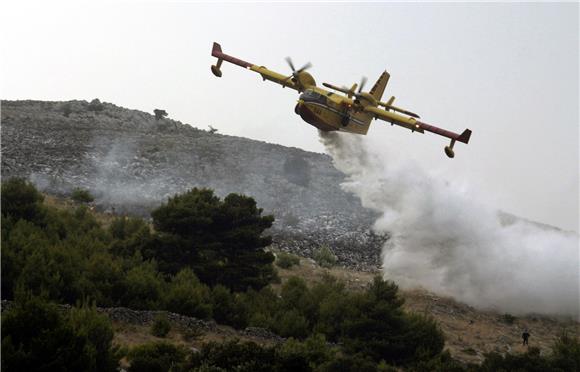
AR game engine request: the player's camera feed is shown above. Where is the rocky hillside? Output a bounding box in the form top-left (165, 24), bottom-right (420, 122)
top-left (1, 100), bottom-right (385, 270)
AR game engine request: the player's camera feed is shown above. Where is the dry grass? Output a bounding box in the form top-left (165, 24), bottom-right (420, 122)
top-left (404, 288), bottom-right (579, 363)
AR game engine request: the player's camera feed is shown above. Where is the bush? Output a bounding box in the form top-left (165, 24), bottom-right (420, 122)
top-left (188, 340), bottom-right (276, 372)
top-left (164, 268), bottom-right (212, 319)
top-left (127, 341), bottom-right (188, 372)
top-left (340, 277), bottom-right (444, 365)
top-left (181, 326), bottom-right (204, 342)
top-left (314, 245), bottom-right (337, 268)
top-left (277, 334), bottom-right (336, 369)
top-left (479, 347), bottom-right (550, 372)
top-left (317, 353), bottom-right (377, 372)
top-left (123, 263), bottom-right (165, 310)
top-left (275, 309), bottom-right (309, 338)
top-left (153, 109), bottom-right (168, 120)
top-left (276, 251), bottom-right (300, 269)
top-left (501, 313), bottom-right (517, 324)
top-left (210, 284), bottom-right (248, 328)
top-left (150, 314), bottom-right (171, 338)
top-left (71, 188), bottom-right (95, 203)
top-left (1, 178), bottom-right (46, 224)
top-left (88, 98), bottom-right (104, 112)
top-left (68, 300), bottom-right (120, 371)
top-left (1, 295), bottom-right (107, 371)
top-left (109, 217), bottom-right (151, 257)
top-left (550, 332), bottom-right (580, 371)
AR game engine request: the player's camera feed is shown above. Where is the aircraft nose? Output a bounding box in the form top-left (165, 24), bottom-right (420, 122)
top-left (294, 102), bottom-right (303, 115)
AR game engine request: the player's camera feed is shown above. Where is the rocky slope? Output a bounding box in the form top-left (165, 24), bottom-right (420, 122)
top-left (1, 100), bottom-right (385, 270)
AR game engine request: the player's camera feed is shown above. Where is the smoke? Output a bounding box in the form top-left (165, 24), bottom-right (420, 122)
top-left (89, 138), bottom-right (178, 212)
top-left (320, 131), bottom-right (579, 317)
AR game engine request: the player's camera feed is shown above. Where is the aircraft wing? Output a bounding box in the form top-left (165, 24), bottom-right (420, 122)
top-left (365, 105), bottom-right (472, 144)
top-left (210, 42), bottom-right (301, 91)
top-left (365, 106), bottom-right (425, 133)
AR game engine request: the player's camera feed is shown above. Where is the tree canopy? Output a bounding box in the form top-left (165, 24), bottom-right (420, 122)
top-left (148, 188), bottom-right (276, 291)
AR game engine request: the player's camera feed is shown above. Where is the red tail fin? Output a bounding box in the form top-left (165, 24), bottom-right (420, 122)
top-left (212, 42), bottom-right (222, 57)
top-left (457, 129), bottom-right (472, 144)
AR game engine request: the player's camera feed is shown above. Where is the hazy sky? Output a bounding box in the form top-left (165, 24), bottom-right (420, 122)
top-left (1, 1), bottom-right (578, 231)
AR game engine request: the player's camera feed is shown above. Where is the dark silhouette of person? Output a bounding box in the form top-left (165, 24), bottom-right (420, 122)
top-left (522, 329), bottom-right (530, 346)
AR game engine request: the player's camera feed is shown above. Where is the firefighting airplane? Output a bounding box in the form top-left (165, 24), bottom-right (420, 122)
top-left (210, 42), bottom-right (471, 158)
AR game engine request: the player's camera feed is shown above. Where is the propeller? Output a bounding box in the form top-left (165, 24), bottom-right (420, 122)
top-left (356, 76), bottom-right (367, 94)
top-left (342, 76), bottom-right (367, 99)
top-left (285, 57), bottom-right (312, 83)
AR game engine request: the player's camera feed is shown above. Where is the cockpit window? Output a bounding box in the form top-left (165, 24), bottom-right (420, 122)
top-left (300, 90), bottom-right (327, 104)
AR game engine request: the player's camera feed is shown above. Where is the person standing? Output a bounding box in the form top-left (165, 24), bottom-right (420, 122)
top-left (522, 329), bottom-right (530, 346)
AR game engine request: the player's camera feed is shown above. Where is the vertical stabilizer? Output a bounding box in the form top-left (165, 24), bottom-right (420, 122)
top-left (369, 71), bottom-right (390, 102)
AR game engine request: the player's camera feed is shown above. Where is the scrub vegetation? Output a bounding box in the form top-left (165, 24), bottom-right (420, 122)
top-left (1, 178), bottom-right (579, 371)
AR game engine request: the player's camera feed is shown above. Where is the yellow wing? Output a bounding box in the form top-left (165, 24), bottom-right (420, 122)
top-left (365, 105), bottom-right (472, 152)
top-left (365, 106), bottom-right (425, 133)
top-left (211, 42), bottom-right (314, 91)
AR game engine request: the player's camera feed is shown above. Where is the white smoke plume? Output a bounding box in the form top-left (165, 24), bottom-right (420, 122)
top-left (320, 131), bottom-right (579, 317)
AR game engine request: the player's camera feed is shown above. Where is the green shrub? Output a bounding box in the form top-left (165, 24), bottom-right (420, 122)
top-left (314, 245), bottom-right (337, 268)
top-left (181, 326), bottom-right (204, 342)
top-left (1, 178), bottom-right (46, 224)
top-left (109, 217), bottom-right (151, 257)
top-left (127, 341), bottom-right (188, 372)
top-left (1, 295), bottom-right (103, 371)
top-left (210, 284), bottom-right (248, 328)
top-left (123, 262), bottom-right (165, 310)
top-left (275, 309), bottom-right (309, 338)
top-left (69, 301), bottom-right (121, 371)
top-left (501, 313), bottom-right (517, 324)
top-left (277, 334), bottom-right (336, 369)
top-left (188, 340), bottom-right (276, 372)
top-left (340, 277), bottom-right (444, 365)
top-left (71, 188), bottom-right (95, 203)
top-left (276, 251), bottom-right (300, 269)
top-left (317, 353), bottom-right (377, 372)
top-left (551, 331), bottom-right (580, 371)
top-left (480, 347), bottom-right (550, 372)
top-left (164, 268), bottom-right (212, 319)
top-left (150, 314), bottom-right (171, 338)
top-left (406, 350), bottom-right (467, 372)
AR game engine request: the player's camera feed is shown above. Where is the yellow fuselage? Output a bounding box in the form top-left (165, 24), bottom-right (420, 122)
top-left (295, 88), bottom-right (373, 135)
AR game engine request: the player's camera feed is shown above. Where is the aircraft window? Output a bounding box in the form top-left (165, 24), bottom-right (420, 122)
top-left (302, 90), bottom-right (319, 99)
top-left (301, 90), bottom-right (327, 104)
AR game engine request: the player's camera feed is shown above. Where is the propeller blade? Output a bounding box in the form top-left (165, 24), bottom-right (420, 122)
top-left (296, 62), bottom-right (312, 73)
top-left (285, 57), bottom-right (296, 72)
top-left (358, 77), bottom-right (367, 93)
